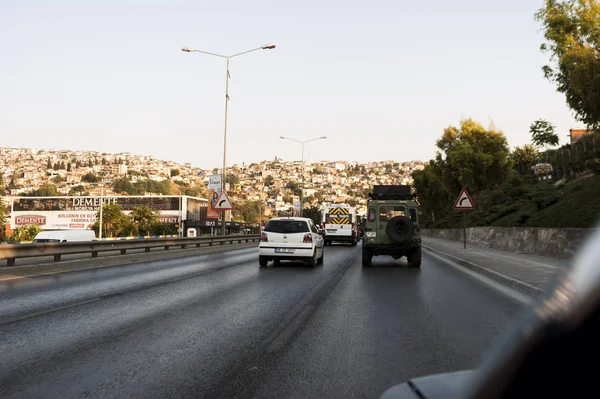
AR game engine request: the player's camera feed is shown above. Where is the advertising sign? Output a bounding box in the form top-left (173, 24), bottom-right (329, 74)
top-left (9, 196), bottom-right (183, 230)
top-left (207, 174), bottom-right (222, 219)
top-left (11, 209), bottom-right (181, 230)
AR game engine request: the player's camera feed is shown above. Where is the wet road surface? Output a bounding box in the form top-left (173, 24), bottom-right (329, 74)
top-left (0, 243), bottom-right (526, 398)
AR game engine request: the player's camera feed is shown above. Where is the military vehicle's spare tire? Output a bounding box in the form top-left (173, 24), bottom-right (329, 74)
top-left (386, 216), bottom-right (413, 243)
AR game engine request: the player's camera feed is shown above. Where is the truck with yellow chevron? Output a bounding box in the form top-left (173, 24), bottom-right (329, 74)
top-left (321, 204), bottom-right (358, 246)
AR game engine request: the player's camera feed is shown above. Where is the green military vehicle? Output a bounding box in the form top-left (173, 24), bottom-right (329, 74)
top-left (361, 185), bottom-right (422, 267)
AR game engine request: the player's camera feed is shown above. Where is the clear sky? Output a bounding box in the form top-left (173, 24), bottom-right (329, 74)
top-left (0, 0), bottom-right (581, 170)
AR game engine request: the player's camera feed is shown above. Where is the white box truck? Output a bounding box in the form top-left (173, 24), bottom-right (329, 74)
top-left (321, 204), bottom-right (358, 246)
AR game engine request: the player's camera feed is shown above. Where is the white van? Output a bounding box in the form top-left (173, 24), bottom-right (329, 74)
top-left (321, 204), bottom-right (358, 246)
top-left (32, 230), bottom-right (97, 243)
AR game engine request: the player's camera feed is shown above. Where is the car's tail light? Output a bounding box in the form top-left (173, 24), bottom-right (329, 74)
top-left (303, 233), bottom-right (312, 243)
top-left (260, 232), bottom-right (268, 242)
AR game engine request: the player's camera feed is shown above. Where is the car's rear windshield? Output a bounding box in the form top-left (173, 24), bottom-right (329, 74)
top-left (264, 220), bottom-right (309, 233)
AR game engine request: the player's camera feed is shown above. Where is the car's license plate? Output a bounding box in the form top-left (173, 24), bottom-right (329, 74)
top-left (275, 248), bottom-right (294, 253)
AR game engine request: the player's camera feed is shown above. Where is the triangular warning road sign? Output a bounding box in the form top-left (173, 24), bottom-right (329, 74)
top-left (453, 188), bottom-right (475, 209)
top-left (213, 192), bottom-right (234, 210)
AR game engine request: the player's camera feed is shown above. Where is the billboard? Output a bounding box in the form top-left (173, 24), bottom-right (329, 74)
top-left (207, 174), bottom-right (222, 219)
top-left (9, 196), bottom-right (205, 230)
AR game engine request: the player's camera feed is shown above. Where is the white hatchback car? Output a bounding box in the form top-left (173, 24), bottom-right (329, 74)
top-left (258, 217), bottom-right (325, 267)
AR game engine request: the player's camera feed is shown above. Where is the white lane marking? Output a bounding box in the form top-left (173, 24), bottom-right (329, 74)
top-left (423, 245), bottom-right (544, 295)
top-left (425, 249), bottom-right (533, 305)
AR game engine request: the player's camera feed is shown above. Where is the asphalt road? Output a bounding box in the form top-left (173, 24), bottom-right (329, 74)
top-left (0, 243), bottom-right (527, 399)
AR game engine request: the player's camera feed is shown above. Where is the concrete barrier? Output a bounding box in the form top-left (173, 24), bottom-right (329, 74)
top-left (0, 241), bottom-right (258, 280)
top-left (421, 227), bottom-right (599, 259)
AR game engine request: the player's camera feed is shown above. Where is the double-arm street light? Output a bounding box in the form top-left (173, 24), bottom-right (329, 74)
top-left (280, 136), bottom-right (327, 216)
top-left (182, 44), bottom-right (276, 235)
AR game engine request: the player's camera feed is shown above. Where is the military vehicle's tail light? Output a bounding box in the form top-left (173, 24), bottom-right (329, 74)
top-left (260, 232), bottom-right (268, 242)
top-left (365, 231), bottom-right (376, 238)
top-left (303, 233), bottom-right (313, 243)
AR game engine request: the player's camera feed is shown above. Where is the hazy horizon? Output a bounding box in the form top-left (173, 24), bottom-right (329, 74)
top-left (1, 145), bottom-right (426, 171)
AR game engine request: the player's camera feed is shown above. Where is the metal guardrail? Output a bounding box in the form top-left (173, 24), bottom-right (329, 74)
top-left (0, 235), bottom-right (261, 267)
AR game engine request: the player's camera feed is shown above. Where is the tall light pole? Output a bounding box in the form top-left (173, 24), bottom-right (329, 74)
top-left (182, 44), bottom-right (276, 235)
top-left (280, 136), bottom-right (327, 216)
top-left (98, 183), bottom-right (104, 240)
top-left (98, 178), bottom-right (111, 239)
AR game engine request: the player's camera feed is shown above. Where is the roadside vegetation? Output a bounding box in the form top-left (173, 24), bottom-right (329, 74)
top-left (90, 204), bottom-right (177, 238)
top-left (413, 0), bottom-right (600, 229)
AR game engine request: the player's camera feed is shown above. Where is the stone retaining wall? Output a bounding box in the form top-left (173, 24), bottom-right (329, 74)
top-left (421, 227), bottom-right (599, 259)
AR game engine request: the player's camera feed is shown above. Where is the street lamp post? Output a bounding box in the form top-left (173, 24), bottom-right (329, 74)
top-left (98, 183), bottom-right (104, 240)
top-left (280, 136), bottom-right (327, 217)
top-left (182, 44), bottom-right (276, 235)
top-left (98, 179), bottom-right (110, 239)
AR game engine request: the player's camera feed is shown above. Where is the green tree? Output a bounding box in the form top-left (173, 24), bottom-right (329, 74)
top-left (129, 206), bottom-right (158, 236)
top-left (23, 183), bottom-right (60, 197)
top-left (68, 185), bottom-right (87, 196)
top-left (303, 206), bottom-right (322, 226)
top-left (232, 200), bottom-right (265, 223)
top-left (10, 224), bottom-right (42, 242)
top-left (313, 192), bottom-right (324, 203)
top-left (412, 161), bottom-right (450, 224)
top-left (112, 177), bottom-right (136, 194)
top-left (112, 178), bottom-right (171, 195)
top-left (225, 173), bottom-right (240, 186)
top-left (91, 204), bottom-right (129, 238)
top-left (435, 118), bottom-right (511, 195)
top-left (59, 161), bottom-right (66, 170)
top-left (0, 199), bottom-right (6, 241)
top-left (46, 159), bottom-right (52, 169)
top-left (536, 0), bottom-right (600, 128)
top-left (412, 118), bottom-right (512, 225)
top-left (170, 169), bottom-right (180, 177)
top-left (67, 163), bottom-right (72, 172)
top-left (81, 173), bottom-right (100, 183)
top-left (510, 144), bottom-right (540, 174)
top-left (264, 175), bottom-right (275, 187)
top-left (53, 175), bottom-right (64, 184)
top-left (347, 198), bottom-right (359, 207)
top-left (88, 160), bottom-right (93, 168)
top-left (286, 181), bottom-right (302, 197)
top-left (530, 119), bottom-right (559, 149)
top-left (151, 221), bottom-right (177, 236)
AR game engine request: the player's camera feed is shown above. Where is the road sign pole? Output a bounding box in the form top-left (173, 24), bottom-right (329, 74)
top-left (463, 212), bottom-right (467, 249)
top-left (453, 187), bottom-right (474, 250)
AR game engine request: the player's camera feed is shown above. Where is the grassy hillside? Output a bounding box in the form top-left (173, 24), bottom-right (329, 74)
top-left (429, 174), bottom-right (600, 229)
